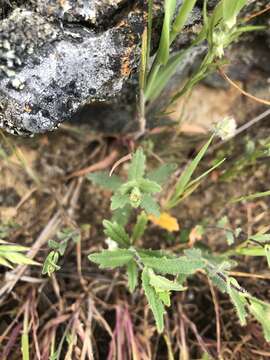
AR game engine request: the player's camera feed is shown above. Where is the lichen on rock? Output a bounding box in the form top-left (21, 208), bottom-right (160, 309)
top-left (0, 1), bottom-right (144, 135)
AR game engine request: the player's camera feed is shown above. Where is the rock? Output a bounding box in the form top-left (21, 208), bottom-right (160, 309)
top-left (0, 0), bottom-right (269, 136)
top-left (0, 1), bottom-right (144, 135)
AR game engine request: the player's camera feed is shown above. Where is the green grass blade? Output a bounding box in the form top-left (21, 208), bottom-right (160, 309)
top-left (222, 0), bottom-right (247, 28)
top-left (166, 135), bottom-right (214, 209)
top-left (187, 158), bottom-right (226, 189)
top-left (146, 0), bottom-right (154, 72)
top-left (157, 0), bottom-right (177, 65)
top-left (235, 247), bottom-right (265, 256)
top-left (21, 305), bottom-right (30, 360)
top-left (145, 48), bottom-right (188, 101)
top-left (232, 190), bottom-right (270, 203)
top-left (170, 0), bottom-right (197, 43)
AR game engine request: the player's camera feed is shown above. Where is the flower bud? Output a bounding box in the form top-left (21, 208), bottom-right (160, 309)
top-left (214, 116), bottom-right (237, 140)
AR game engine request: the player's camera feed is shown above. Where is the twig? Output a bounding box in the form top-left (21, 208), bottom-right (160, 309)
top-left (181, 310), bottom-right (212, 357)
top-left (134, 89), bottom-right (147, 140)
top-left (219, 68), bottom-right (270, 106)
top-left (109, 153), bottom-right (132, 176)
top-left (208, 279), bottom-right (222, 359)
top-left (66, 149), bottom-right (119, 179)
top-left (244, 5), bottom-right (270, 22)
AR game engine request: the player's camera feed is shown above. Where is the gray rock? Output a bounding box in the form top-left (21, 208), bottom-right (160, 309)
top-left (0, 1), bottom-right (143, 135)
top-left (0, 0), bottom-right (269, 136)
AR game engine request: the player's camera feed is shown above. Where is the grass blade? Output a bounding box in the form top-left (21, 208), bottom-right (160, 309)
top-left (166, 135), bottom-right (214, 208)
top-left (157, 0), bottom-right (177, 65)
top-left (232, 190), bottom-right (270, 203)
top-left (170, 0), bottom-right (197, 43)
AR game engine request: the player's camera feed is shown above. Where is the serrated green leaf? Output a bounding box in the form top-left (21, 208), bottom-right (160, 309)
top-left (141, 194), bottom-right (160, 216)
top-left (127, 260), bottom-right (138, 292)
top-left (138, 249), bottom-right (168, 258)
top-left (119, 180), bottom-right (137, 195)
top-left (158, 291), bottom-right (171, 307)
top-left (88, 249), bottom-right (133, 268)
top-left (112, 205), bottom-right (132, 226)
top-left (207, 272), bottom-right (227, 293)
top-left (149, 269), bottom-right (186, 292)
top-left (103, 220), bottom-right (130, 247)
top-left (248, 298), bottom-right (270, 342)
top-left (132, 212), bottom-right (148, 243)
top-left (227, 278), bottom-right (248, 326)
top-left (48, 239), bottom-right (60, 250)
top-left (128, 148), bottom-right (146, 181)
top-left (42, 251), bottom-right (60, 276)
top-left (147, 163), bottom-right (177, 185)
top-left (140, 255), bottom-right (205, 275)
top-left (138, 179), bottom-right (162, 193)
top-left (111, 193), bottom-right (130, 211)
top-left (184, 248), bottom-right (202, 260)
top-left (87, 171), bottom-right (122, 191)
top-left (142, 268), bottom-right (165, 333)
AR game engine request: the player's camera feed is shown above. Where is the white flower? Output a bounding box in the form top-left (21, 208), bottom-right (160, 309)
top-left (105, 238), bottom-right (118, 250)
top-left (214, 116), bottom-right (237, 140)
top-left (213, 31), bottom-right (227, 58)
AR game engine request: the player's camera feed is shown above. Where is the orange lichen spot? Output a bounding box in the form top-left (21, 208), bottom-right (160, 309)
top-left (24, 104), bottom-right (32, 113)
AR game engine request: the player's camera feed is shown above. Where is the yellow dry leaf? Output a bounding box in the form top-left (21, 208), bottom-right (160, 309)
top-left (148, 212), bottom-right (180, 232)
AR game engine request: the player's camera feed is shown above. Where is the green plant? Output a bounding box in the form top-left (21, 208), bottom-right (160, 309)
top-left (42, 227), bottom-right (80, 276)
top-left (0, 239), bottom-right (38, 268)
top-left (143, 0), bottom-right (264, 106)
top-left (87, 146), bottom-right (270, 340)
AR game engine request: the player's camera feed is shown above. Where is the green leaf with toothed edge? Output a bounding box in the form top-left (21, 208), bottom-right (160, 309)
top-left (103, 220), bottom-right (130, 247)
top-left (140, 255), bottom-right (205, 275)
top-left (148, 269), bottom-right (186, 292)
top-left (127, 260), bottom-right (139, 292)
top-left (248, 297), bottom-right (270, 342)
top-left (147, 163), bottom-right (177, 186)
top-left (87, 171), bottom-right (122, 191)
top-left (128, 148), bottom-right (146, 181)
top-left (227, 278), bottom-right (248, 326)
top-left (141, 194), bottom-right (160, 216)
top-left (142, 267), bottom-right (165, 333)
top-left (111, 193), bottom-right (129, 210)
top-left (88, 249), bottom-right (133, 269)
top-left (132, 212), bottom-right (148, 243)
top-left (138, 179), bottom-right (162, 193)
